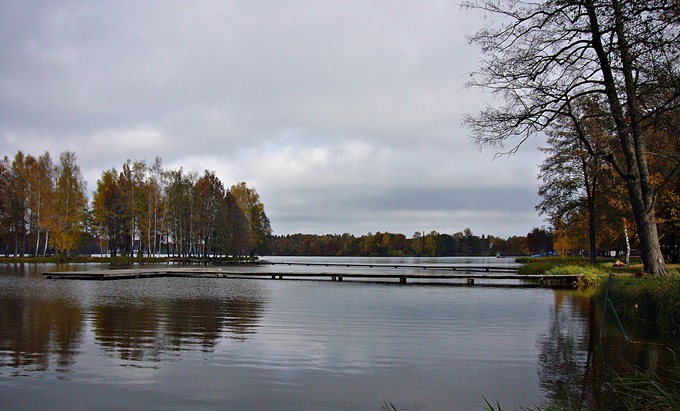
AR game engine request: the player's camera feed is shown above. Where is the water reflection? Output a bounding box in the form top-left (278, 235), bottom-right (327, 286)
top-left (92, 296), bottom-right (264, 362)
top-left (536, 292), bottom-right (600, 410)
top-left (93, 302), bottom-right (163, 362)
top-left (535, 291), bottom-right (679, 410)
top-left (92, 288), bottom-right (265, 361)
top-left (1, 267), bottom-right (265, 374)
top-left (0, 295), bottom-right (84, 376)
top-left (1, 262), bottom-right (676, 410)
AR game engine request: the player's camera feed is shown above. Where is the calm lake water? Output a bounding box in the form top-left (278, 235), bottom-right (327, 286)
top-left (0, 257), bottom-right (672, 410)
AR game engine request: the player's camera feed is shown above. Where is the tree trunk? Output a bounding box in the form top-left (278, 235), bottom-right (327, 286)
top-left (42, 230), bottom-right (49, 257)
top-left (586, 175), bottom-right (597, 264)
top-left (34, 231), bottom-right (39, 258)
top-left (623, 219), bottom-right (631, 265)
top-left (630, 191), bottom-right (666, 276)
top-left (588, 203), bottom-right (596, 264)
top-left (586, 1), bottom-right (667, 276)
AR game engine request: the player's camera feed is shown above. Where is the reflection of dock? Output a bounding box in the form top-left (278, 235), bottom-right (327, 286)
top-left (43, 266), bottom-right (583, 287)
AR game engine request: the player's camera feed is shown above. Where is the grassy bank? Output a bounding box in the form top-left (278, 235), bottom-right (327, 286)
top-left (517, 256), bottom-right (679, 335)
top-left (516, 256), bottom-right (643, 276)
top-left (516, 256), bottom-right (644, 288)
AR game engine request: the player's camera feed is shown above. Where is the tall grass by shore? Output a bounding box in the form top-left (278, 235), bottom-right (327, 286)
top-left (482, 354), bottom-right (680, 411)
top-left (595, 273), bottom-right (680, 337)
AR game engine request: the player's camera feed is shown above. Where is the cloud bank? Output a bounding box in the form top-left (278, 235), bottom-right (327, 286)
top-left (0, 1), bottom-right (548, 238)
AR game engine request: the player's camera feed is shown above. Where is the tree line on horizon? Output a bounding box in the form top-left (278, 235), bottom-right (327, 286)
top-left (268, 227), bottom-right (554, 257)
top-left (0, 151), bottom-right (271, 258)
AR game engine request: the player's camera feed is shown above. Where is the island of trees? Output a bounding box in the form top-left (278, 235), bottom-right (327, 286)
top-left (0, 152), bottom-right (271, 258)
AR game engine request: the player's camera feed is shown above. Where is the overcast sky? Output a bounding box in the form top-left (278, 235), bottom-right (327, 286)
top-left (1, 1), bottom-right (549, 238)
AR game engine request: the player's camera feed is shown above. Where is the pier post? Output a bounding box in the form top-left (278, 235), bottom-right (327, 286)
top-left (399, 277), bottom-right (407, 284)
top-left (467, 278), bottom-right (474, 285)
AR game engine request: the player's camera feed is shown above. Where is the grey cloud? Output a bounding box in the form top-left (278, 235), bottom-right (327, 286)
top-left (1, 1), bottom-right (547, 239)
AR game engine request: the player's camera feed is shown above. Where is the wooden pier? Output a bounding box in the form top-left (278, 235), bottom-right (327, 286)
top-left (259, 261), bottom-right (519, 273)
top-left (42, 265), bottom-right (583, 287)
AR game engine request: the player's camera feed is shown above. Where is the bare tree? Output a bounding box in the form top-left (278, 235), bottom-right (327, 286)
top-left (463, 0), bottom-right (680, 276)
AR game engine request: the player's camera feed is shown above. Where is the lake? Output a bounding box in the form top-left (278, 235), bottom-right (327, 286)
top-left (0, 257), bottom-right (671, 410)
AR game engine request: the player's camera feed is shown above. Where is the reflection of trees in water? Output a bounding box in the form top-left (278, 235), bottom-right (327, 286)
top-left (597, 305), bottom-right (679, 400)
top-left (92, 301), bottom-right (163, 362)
top-left (92, 295), bottom-right (263, 360)
top-left (0, 296), bottom-right (84, 376)
top-left (164, 298), bottom-right (263, 350)
top-left (222, 299), bottom-right (263, 339)
top-left (538, 292), bottom-right (679, 410)
top-left (536, 292), bottom-right (604, 410)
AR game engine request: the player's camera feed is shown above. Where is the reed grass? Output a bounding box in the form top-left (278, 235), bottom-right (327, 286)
top-left (611, 358), bottom-right (680, 411)
top-left (596, 273), bottom-right (680, 336)
top-left (482, 355), bottom-right (680, 410)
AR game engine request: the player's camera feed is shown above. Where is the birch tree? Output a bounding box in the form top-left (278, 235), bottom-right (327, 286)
top-left (0, 157), bottom-right (9, 255)
top-left (145, 157), bottom-right (165, 256)
top-left (26, 152), bottom-right (54, 256)
top-left (215, 191), bottom-right (251, 257)
top-left (228, 182), bottom-right (271, 256)
top-left (92, 168), bottom-right (126, 256)
top-left (119, 160), bottom-right (148, 256)
top-left (50, 151), bottom-right (87, 254)
top-left (8, 152), bottom-right (28, 256)
top-left (165, 168), bottom-right (196, 257)
top-left (193, 170), bottom-right (224, 257)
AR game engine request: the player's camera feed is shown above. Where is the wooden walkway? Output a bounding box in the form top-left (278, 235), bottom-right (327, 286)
top-left (42, 266), bottom-right (583, 287)
top-left (259, 261), bottom-right (519, 273)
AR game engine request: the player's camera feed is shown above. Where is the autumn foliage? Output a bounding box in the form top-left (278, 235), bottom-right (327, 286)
top-left (0, 152), bottom-right (270, 257)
